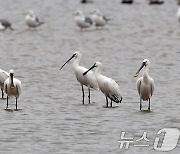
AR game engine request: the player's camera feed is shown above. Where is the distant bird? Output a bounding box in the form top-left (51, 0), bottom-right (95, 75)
top-left (134, 59), bottom-right (155, 111)
top-left (60, 51), bottom-right (98, 104)
top-left (0, 69), bottom-right (9, 98)
top-left (83, 62), bottom-right (123, 107)
top-left (23, 10), bottom-right (44, 28)
top-left (149, 0), bottom-right (164, 5)
top-left (73, 11), bottom-right (93, 31)
top-left (80, 0), bottom-right (93, 3)
top-left (0, 19), bottom-right (14, 31)
top-left (4, 70), bottom-right (22, 110)
top-left (90, 9), bottom-right (110, 29)
top-left (121, 0), bottom-right (133, 4)
top-left (177, 7), bottom-right (180, 22)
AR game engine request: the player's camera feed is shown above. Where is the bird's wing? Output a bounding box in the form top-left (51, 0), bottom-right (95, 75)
top-left (2, 70), bottom-right (9, 77)
top-left (85, 16), bottom-right (93, 25)
top-left (150, 78), bottom-right (155, 96)
top-left (35, 17), bottom-right (39, 23)
top-left (136, 77), bottom-right (142, 96)
top-left (103, 16), bottom-right (110, 22)
top-left (104, 78), bottom-right (122, 99)
top-left (0, 19), bottom-right (11, 27)
top-left (16, 80), bottom-right (22, 95)
top-left (4, 80), bottom-right (8, 93)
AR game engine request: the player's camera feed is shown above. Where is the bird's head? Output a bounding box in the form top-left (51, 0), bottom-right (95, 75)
top-left (134, 59), bottom-right (150, 77)
top-left (73, 11), bottom-right (83, 16)
top-left (60, 51), bottom-right (82, 70)
top-left (83, 61), bottom-right (102, 76)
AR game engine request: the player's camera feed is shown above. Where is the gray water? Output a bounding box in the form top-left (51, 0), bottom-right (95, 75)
top-left (0, 0), bottom-right (180, 153)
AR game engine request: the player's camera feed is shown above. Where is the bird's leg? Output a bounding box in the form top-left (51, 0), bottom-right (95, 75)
top-left (81, 85), bottom-right (85, 104)
top-left (16, 97), bottom-right (18, 110)
top-left (88, 86), bottom-right (90, 104)
top-left (110, 99), bottom-right (113, 107)
top-left (6, 96), bottom-right (8, 109)
top-left (106, 96), bottom-right (108, 107)
top-left (148, 98), bottom-right (150, 111)
top-left (1, 88), bottom-right (4, 98)
top-left (140, 98), bottom-right (142, 111)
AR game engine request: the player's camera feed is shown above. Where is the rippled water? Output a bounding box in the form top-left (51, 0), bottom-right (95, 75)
top-left (0, 0), bottom-right (180, 153)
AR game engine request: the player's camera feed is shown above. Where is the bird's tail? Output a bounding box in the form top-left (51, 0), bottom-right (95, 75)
top-left (38, 22), bottom-right (44, 26)
top-left (110, 94), bottom-right (123, 103)
top-left (9, 26), bottom-right (14, 30)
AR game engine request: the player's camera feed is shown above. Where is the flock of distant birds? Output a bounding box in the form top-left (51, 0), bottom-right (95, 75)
top-left (0, 10), bottom-right (43, 31)
top-left (0, 0), bottom-right (179, 111)
top-left (81, 0), bottom-right (180, 5)
top-left (60, 51), bottom-right (154, 111)
top-left (75, 0), bottom-right (180, 31)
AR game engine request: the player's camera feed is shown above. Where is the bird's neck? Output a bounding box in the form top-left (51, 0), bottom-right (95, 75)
top-left (72, 58), bottom-right (80, 69)
top-left (143, 67), bottom-right (150, 82)
top-left (95, 67), bottom-right (101, 78)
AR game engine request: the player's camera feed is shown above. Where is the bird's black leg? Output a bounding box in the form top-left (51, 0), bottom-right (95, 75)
top-left (106, 96), bottom-right (108, 107)
top-left (6, 96), bottom-right (8, 109)
top-left (88, 86), bottom-right (90, 104)
top-left (110, 99), bottom-right (113, 107)
top-left (16, 97), bottom-right (18, 110)
top-left (140, 98), bottom-right (142, 110)
top-left (148, 98), bottom-right (150, 111)
top-left (1, 88), bottom-right (4, 98)
top-left (81, 85), bottom-right (85, 104)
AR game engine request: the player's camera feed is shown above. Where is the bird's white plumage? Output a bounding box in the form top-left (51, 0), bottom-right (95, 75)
top-left (135, 59), bottom-right (155, 110)
top-left (0, 69), bottom-right (9, 98)
top-left (0, 22), bottom-right (5, 30)
top-left (60, 51), bottom-right (98, 104)
top-left (91, 9), bottom-right (107, 28)
top-left (85, 62), bottom-right (122, 105)
top-left (25, 10), bottom-right (43, 28)
top-left (4, 70), bottom-right (21, 98)
top-left (136, 76), bottom-right (154, 101)
top-left (73, 11), bottom-right (93, 30)
top-left (71, 52), bottom-right (98, 90)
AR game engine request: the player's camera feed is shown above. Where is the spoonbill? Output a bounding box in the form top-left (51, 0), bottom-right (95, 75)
top-left (83, 62), bottom-right (123, 107)
top-left (0, 19), bottom-right (14, 31)
top-left (23, 10), bottom-right (44, 28)
top-left (90, 9), bottom-right (110, 29)
top-left (73, 11), bottom-right (93, 31)
top-left (60, 51), bottom-right (98, 104)
top-left (0, 69), bottom-right (9, 98)
top-left (134, 59), bottom-right (155, 111)
top-left (4, 70), bottom-right (22, 110)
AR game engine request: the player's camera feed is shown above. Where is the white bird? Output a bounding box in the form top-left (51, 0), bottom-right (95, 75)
top-left (0, 19), bottom-right (14, 31)
top-left (90, 9), bottom-right (110, 29)
top-left (4, 70), bottom-right (22, 110)
top-left (83, 62), bottom-right (123, 107)
top-left (24, 10), bottom-right (44, 28)
top-left (73, 11), bottom-right (93, 31)
top-left (177, 7), bottom-right (180, 22)
top-left (0, 69), bottom-right (9, 98)
top-left (134, 59), bottom-right (155, 111)
top-left (60, 51), bottom-right (98, 104)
